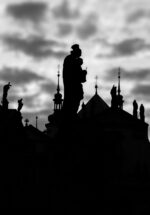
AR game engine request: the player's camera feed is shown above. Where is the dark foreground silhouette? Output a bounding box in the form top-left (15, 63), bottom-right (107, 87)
top-left (0, 48), bottom-right (150, 213)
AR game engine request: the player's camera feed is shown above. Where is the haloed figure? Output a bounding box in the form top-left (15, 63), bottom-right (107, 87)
top-left (62, 44), bottom-right (87, 119)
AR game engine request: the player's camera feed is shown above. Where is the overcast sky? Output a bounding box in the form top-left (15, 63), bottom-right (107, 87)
top-left (1, 0), bottom-right (150, 131)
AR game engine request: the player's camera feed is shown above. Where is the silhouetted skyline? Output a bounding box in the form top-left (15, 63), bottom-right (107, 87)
top-left (1, 0), bottom-right (150, 210)
top-left (0, 0), bottom-right (150, 132)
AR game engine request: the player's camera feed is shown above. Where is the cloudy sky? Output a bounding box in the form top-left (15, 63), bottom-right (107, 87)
top-left (1, 0), bottom-right (150, 131)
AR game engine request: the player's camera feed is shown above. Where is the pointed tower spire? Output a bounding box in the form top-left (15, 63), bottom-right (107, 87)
top-left (95, 76), bottom-right (98, 95)
top-left (118, 67), bottom-right (121, 96)
top-left (117, 68), bottom-right (124, 109)
top-left (36, 116), bottom-right (38, 129)
top-left (57, 65), bottom-right (60, 93)
top-left (53, 65), bottom-right (63, 112)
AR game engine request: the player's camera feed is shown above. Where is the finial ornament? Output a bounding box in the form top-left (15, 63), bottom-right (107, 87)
top-left (57, 65), bottom-right (60, 93)
top-left (53, 66), bottom-right (63, 111)
top-left (36, 116), bottom-right (38, 129)
top-left (95, 76), bottom-right (98, 95)
top-left (118, 67), bottom-right (121, 95)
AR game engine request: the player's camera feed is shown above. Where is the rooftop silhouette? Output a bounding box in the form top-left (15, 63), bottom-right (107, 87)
top-left (0, 45), bottom-right (150, 212)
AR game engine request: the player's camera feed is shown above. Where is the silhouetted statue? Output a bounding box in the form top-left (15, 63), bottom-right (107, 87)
top-left (62, 44), bottom-right (87, 119)
top-left (2, 82), bottom-right (11, 110)
top-left (140, 104), bottom-right (145, 122)
top-left (110, 85), bottom-right (117, 109)
top-left (17, 98), bottom-right (23, 112)
top-left (3, 82), bottom-right (11, 97)
top-left (133, 100), bottom-right (138, 118)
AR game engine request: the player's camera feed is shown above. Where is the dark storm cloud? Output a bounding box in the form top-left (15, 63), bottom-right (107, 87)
top-left (105, 67), bottom-right (150, 82)
top-left (127, 9), bottom-right (150, 23)
top-left (93, 37), bottom-right (110, 46)
top-left (41, 81), bottom-right (58, 95)
top-left (8, 93), bottom-right (39, 108)
top-left (77, 22), bottom-right (97, 40)
top-left (2, 35), bottom-right (67, 59)
top-left (132, 84), bottom-right (150, 97)
top-left (111, 38), bottom-right (149, 57)
top-left (53, 0), bottom-right (79, 19)
top-left (0, 67), bottom-right (45, 85)
top-left (76, 14), bottom-right (98, 40)
top-left (57, 23), bottom-right (73, 36)
top-left (0, 66), bottom-right (59, 99)
top-left (22, 95), bottom-right (39, 108)
top-left (6, 2), bottom-right (47, 24)
top-left (6, 82), bottom-right (56, 109)
top-left (97, 38), bottom-right (150, 58)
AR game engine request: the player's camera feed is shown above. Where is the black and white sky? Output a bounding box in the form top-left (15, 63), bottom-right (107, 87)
top-left (1, 0), bottom-right (150, 130)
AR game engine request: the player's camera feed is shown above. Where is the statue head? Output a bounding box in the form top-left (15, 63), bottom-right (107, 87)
top-left (71, 44), bottom-right (82, 58)
top-left (4, 82), bottom-right (11, 91)
top-left (71, 44), bottom-right (79, 50)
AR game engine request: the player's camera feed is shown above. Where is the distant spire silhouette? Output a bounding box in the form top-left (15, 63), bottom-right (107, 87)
top-left (95, 76), bottom-right (98, 95)
top-left (118, 68), bottom-right (121, 96)
top-left (117, 68), bottom-right (124, 109)
top-left (53, 66), bottom-right (63, 112)
top-left (36, 116), bottom-right (38, 129)
top-left (57, 65), bottom-right (60, 94)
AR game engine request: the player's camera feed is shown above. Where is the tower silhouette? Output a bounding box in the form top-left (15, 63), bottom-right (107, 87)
top-left (117, 68), bottom-right (124, 109)
top-left (53, 65), bottom-right (63, 112)
top-left (118, 68), bottom-right (121, 96)
top-left (45, 66), bottom-right (63, 137)
top-left (95, 76), bottom-right (98, 95)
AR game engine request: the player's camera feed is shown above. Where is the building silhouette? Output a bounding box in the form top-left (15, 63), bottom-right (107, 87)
top-left (44, 69), bottom-right (150, 212)
top-left (0, 57), bottom-right (150, 211)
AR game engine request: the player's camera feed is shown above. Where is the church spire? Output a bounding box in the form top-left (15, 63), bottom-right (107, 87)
top-left (57, 65), bottom-right (60, 93)
top-left (53, 65), bottom-right (63, 112)
top-left (36, 116), bottom-right (38, 129)
top-left (118, 67), bottom-right (121, 96)
top-left (117, 68), bottom-right (124, 109)
top-left (95, 76), bottom-right (98, 95)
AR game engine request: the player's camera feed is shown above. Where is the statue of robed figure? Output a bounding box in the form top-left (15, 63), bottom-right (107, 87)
top-left (62, 44), bottom-right (87, 119)
top-left (17, 98), bottom-right (23, 112)
top-left (2, 82), bottom-right (11, 110)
